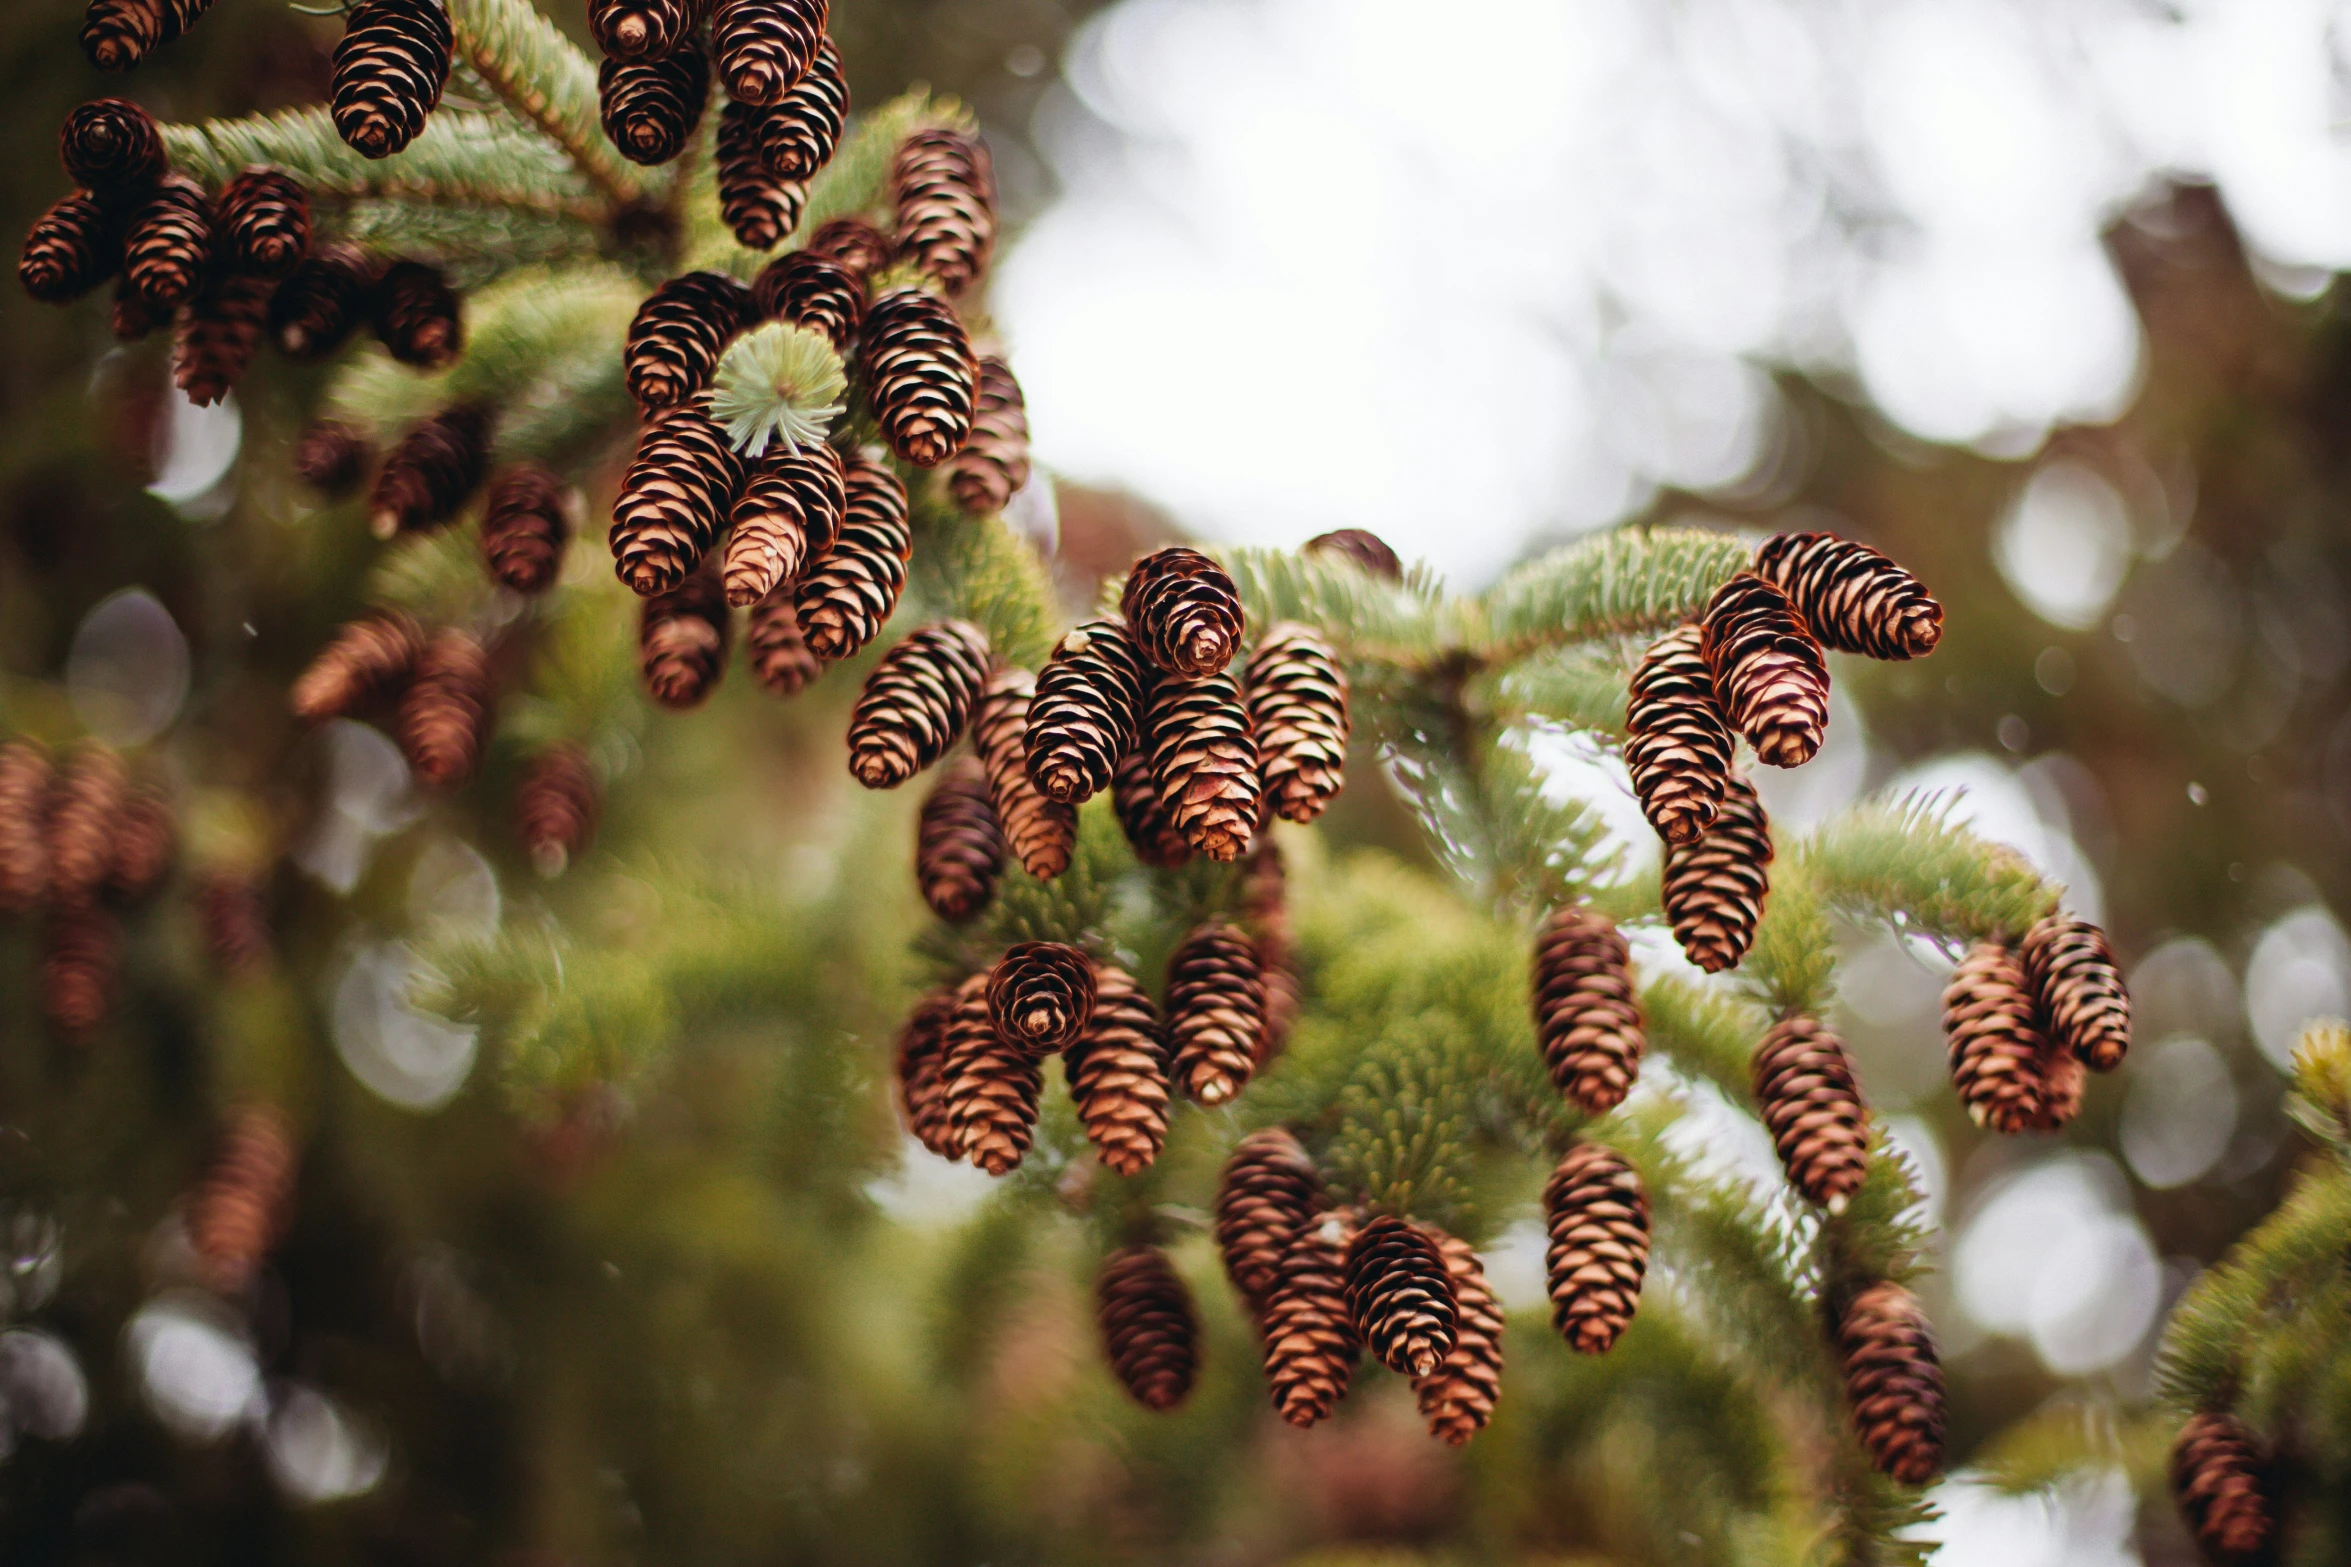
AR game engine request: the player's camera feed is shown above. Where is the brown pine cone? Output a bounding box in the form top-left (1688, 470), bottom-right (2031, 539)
top-left (370, 258), bottom-right (463, 369)
top-left (1121, 547), bottom-right (1245, 679)
top-left (269, 241), bottom-right (380, 361)
top-left (1344, 1214), bottom-right (1458, 1378)
top-left (944, 356), bottom-right (1031, 515)
top-left (609, 399), bottom-right (746, 595)
top-left (46, 745), bottom-right (128, 910)
top-left (290, 612), bottom-right (423, 723)
top-left (973, 667), bottom-right (1075, 880)
top-left (1025, 616), bottom-right (1147, 807)
top-left (0, 742), bottom-right (54, 917)
top-left (122, 174), bottom-right (212, 309)
top-left (397, 629), bottom-right (493, 787)
top-left (173, 270), bottom-right (272, 408)
top-left (597, 40), bottom-right (708, 166)
top-left (1241, 837), bottom-right (1299, 1063)
top-left (2171, 1411), bottom-right (2273, 1565)
top-left (752, 249), bottom-right (863, 350)
top-left (1755, 531), bottom-right (1942, 661)
top-left (185, 1104), bottom-right (297, 1294)
top-left (1097, 1245), bottom-right (1200, 1412)
top-left (987, 940), bottom-right (1097, 1057)
top-left (1625, 624), bottom-right (1733, 846)
top-left (2034, 1041), bottom-right (2087, 1133)
top-left (794, 446), bottom-right (909, 660)
top-left (1064, 962), bottom-right (1169, 1177)
top-left (716, 100), bottom-right (806, 251)
top-left (196, 871), bottom-right (272, 975)
top-left (214, 168), bottom-right (309, 279)
top-left (331, 0), bottom-right (453, 160)
top-left (19, 193), bottom-right (120, 305)
top-left (1245, 622), bottom-right (1348, 824)
top-left (844, 620), bottom-right (992, 789)
top-left (1165, 919), bottom-right (1264, 1105)
top-left (108, 785), bottom-right (176, 903)
top-left (1112, 747), bottom-right (1190, 868)
top-left (1215, 1127), bottom-right (1320, 1308)
top-left (891, 127), bottom-right (996, 294)
top-left (802, 216), bottom-right (892, 282)
top-left (895, 982), bottom-right (962, 1159)
top-left (914, 753), bottom-right (1000, 923)
top-left (723, 441), bottom-right (845, 606)
top-left (756, 34), bottom-right (846, 180)
top-left (1753, 1015), bottom-right (1871, 1210)
top-left (1413, 1227), bottom-right (1503, 1446)
top-left (859, 285), bottom-right (978, 468)
top-left (1302, 528), bottom-right (1403, 581)
top-left (626, 271), bottom-right (754, 415)
top-left (587, 0), bottom-right (694, 61)
top-left (112, 277), bottom-right (169, 341)
top-left (42, 905), bottom-right (121, 1035)
top-left (639, 565), bottom-right (730, 710)
top-left (1145, 671), bottom-right (1260, 862)
top-left (2020, 914), bottom-right (2131, 1072)
top-left (370, 404), bottom-right (492, 538)
top-left (746, 586), bottom-right (821, 697)
top-left (1543, 1141), bottom-right (1648, 1354)
top-left (1700, 572), bottom-right (1830, 769)
top-left (82, 0), bottom-right (214, 72)
top-left (1836, 1281), bottom-right (1945, 1487)
top-left (481, 463), bottom-right (573, 595)
top-left (1261, 1223), bottom-right (1358, 1426)
top-left (940, 973), bottom-right (1042, 1175)
top-left (1661, 771), bottom-right (1771, 973)
top-left (294, 418), bottom-right (371, 496)
top-left (60, 99), bottom-right (166, 190)
top-left (710, 0), bottom-right (824, 107)
top-left (1943, 941), bottom-right (2049, 1135)
top-left (516, 742), bottom-right (598, 877)
top-left (1531, 905), bottom-right (1645, 1115)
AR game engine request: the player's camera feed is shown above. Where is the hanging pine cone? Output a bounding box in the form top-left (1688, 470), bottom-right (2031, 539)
top-left (587, 0), bottom-right (694, 62)
top-left (370, 404), bottom-right (492, 538)
top-left (60, 99), bottom-right (166, 190)
top-left (1942, 941), bottom-right (2049, 1135)
top-left (196, 871), bottom-right (272, 975)
top-left (1064, 963), bottom-right (1169, 1177)
top-left (1344, 1214), bottom-right (1458, 1379)
top-left (746, 586), bottom-right (821, 697)
top-left (1121, 548), bottom-right (1244, 680)
top-left (1413, 1227), bottom-right (1503, 1446)
top-left (599, 42), bottom-right (710, 166)
top-left (480, 464), bottom-right (572, 595)
top-left (173, 270), bottom-right (272, 408)
top-left (19, 193), bottom-right (119, 305)
top-left (1836, 1282), bottom-right (1945, 1487)
top-left (214, 168), bottom-right (308, 279)
top-left (860, 285), bottom-right (977, 467)
top-left (109, 785), bottom-right (176, 903)
top-left (1302, 528), bottom-right (1403, 582)
top-left (891, 127), bottom-right (996, 294)
top-left (1755, 532), bottom-right (1943, 662)
top-left (639, 565), bottom-right (730, 710)
top-left (0, 742), bottom-right (53, 918)
top-left (42, 906), bottom-right (120, 1035)
top-left (1096, 1245), bottom-right (1200, 1412)
top-left (1661, 771), bottom-right (1771, 973)
top-left (1145, 670), bottom-right (1260, 862)
top-left (802, 215), bottom-right (892, 282)
top-left (914, 753), bottom-right (1000, 923)
top-left (2020, 913), bottom-right (2131, 1072)
top-left (1625, 624), bottom-right (1733, 846)
top-left (715, 101), bottom-right (806, 251)
top-left (710, 0), bottom-right (825, 106)
top-left (112, 277), bottom-right (169, 341)
top-left (723, 441), bottom-right (845, 606)
top-left (294, 418), bottom-right (371, 496)
top-left (752, 249), bottom-right (863, 350)
top-left (1542, 1141), bottom-right (1648, 1354)
top-left (940, 973), bottom-right (1042, 1175)
top-left (46, 745), bottom-right (127, 910)
top-left (516, 742), bottom-right (598, 877)
top-left (1215, 1127), bottom-right (1320, 1308)
top-left (1261, 1222), bottom-right (1357, 1427)
top-left (794, 446), bottom-right (909, 659)
top-left (1245, 622), bottom-right (1349, 824)
top-left (185, 1105), bottom-right (297, 1295)
top-left (973, 667), bottom-right (1075, 880)
top-left (894, 983), bottom-right (962, 1160)
top-left (331, 0), bottom-right (453, 160)
top-left (2034, 1041), bottom-right (2087, 1133)
top-left (754, 36), bottom-right (847, 183)
top-left (1112, 748), bottom-right (1190, 868)
top-left (626, 271), bottom-right (754, 414)
top-left (987, 941), bottom-right (1097, 1057)
top-left (371, 258), bottom-right (463, 369)
top-left (397, 629), bottom-right (493, 787)
top-left (2171, 1412), bottom-right (2274, 1566)
top-left (1025, 617), bottom-right (1146, 807)
top-left (944, 356), bottom-right (1031, 516)
top-left (1241, 837), bottom-right (1299, 1063)
top-left (1531, 905), bottom-right (1645, 1115)
top-left (121, 174), bottom-right (211, 309)
top-left (269, 241), bottom-right (379, 361)
top-left (844, 620), bottom-right (992, 789)
top-left (290, 612), bottom-right (423, 723)
top-left (82, 0), bottom-right (213, 72)
top-left (1753, 1015), bottom-right (1871, 1210)
top-left (1164, 919), bottom-right (1264, 1105)
top-left (609, 399), bottom-right (746, 595)
top-left (1700, 572), bottom-right (1830, 769)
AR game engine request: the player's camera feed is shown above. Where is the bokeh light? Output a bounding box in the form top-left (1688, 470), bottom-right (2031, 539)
top-left (125, 1292), bottom-right (260, 1441)
top-left (1953, 1154), bottom-right (2161, 1376)
top-left (65, 589), bottom-right (191, 747)
top-left (2242, 905), bottom-right (2351, 1069)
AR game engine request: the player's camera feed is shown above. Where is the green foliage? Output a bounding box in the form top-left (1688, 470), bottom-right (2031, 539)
top-left (1215, 546), bottom-right (1446, 666)
top-left (447, 0), bottom-right (650, 207)
top-left (2156, 1163), bottom-right (2351, 1415)
top-left (1641, 973), bottom-right (1767, 1105)
top-left (908, 504), bottom-right (1059, 671)
top-left (2289, 1018), bottom-right (2351, 1156)
top-left (1970, 1400), bottom-right (2168, 1497)
top-left (1741, 864), bottom-right (1838, 1017)
top-left (1494, 642), bottom-right (1632, 734)
top-left (1800, 792), bottom-right (2060, 945)
top-left (163, 107), bottom-right (606, 221)
top-left (710, 321), bottom-right (847, 455)
top-left (1383, 731), bottom-right (1618, 916)
top-left (1472, 525), bottom-right (1754, 661)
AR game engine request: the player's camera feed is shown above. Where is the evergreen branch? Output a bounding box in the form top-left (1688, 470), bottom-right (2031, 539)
top-left (1380, 731), bottom-right (1619, 916)
top-left (446, 0), bottom-right (649, 211)
top-left (2289, 1019), bottom-right (2351, 1157)
top-left (1810, 1128), bottom-right (1933, 1292)
top-left (1496, 643), bottom-right (1632, 735)
top-left (368, 527), bottom-right (497, 628)
top-left (1741, 865), bottom-right (1837, 1018)
top-left (1643, 974), bottom-right (1767, 1105)
top-left (1972, 1401), bottom-right (2168, 1496)
top-left (505, 574), bottom-right (643, 748)
top-left (1473, 525), bottom-right (1754, 663)
top-left (1798, 792), bottom-right (2060, 947)
top-left (335, 200), bottom-right (613, 286)
top-left (1214, 546), bottom-right (1445, 667)
top-left (2155, 1163), bottom-right (2351, 1413)
top-left (907, 503), bottom-right (1059, 672)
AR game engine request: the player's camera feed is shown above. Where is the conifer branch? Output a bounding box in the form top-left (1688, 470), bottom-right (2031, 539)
top-left (1474, 526), bottom-right (1755, 663)
top-left (1799, 793), bottom-right (2060, 946)
top-left (1643, 974), bottom-right (1768, 1103)
top-left (1741, 866), bottom-right (1837, 1017)
top-left (908, 506), bottom-right (1059, 672)
top-left (446, 0), bottom-right (650, 211)
top-left (1495, 644), bottom-right (1632, 734)
top-left (1215, 546), bottom-right (1447, 667)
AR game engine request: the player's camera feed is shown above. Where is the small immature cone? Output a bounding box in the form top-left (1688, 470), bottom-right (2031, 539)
top-left (795, 448), bottom-right (911, 660)
top-left (609, 399), bottom-right (746, 595)
top-left (639, 566), bottom-right (731, 710)
top-left (2020, 914), bottom-right (2131, 1072)
top-left (723, 441), bottom-right (846, 606)
top-left (1121, 547), bottom-right (1245, 679)
top-left (19, 193), bottom-right (120, 305)
top-left (185, 1105), bottom-right (298, 1294)
top-left (1625, 624), bottom-right (1734, 846)
top-left (709, 0), bottom-right (826, 107)
top-left (1096, 1245), bottom-right (1200, 1412)
top-left (1661, 772), bottom-right (1771, 973)
top-left (1064, 963), bottom-right (1170, 1177)
top-left (597, 41), bottom-right (710, 166)
top-left (1343, 1214), bottom-right (1458, 1379)
top-left (1754, 531), bottom-right (1943, 662)
top-left (108, 786), bottom-right (176, 903)
top-left (973, 668), bottom-right (1075, 880)
top-left (914, 754), bottom-right (1001, 923)
top-left (755, 35), bottom-right (847, 180)
top-left (626, 271), bottom-right (755, 415)
top-left (60, 99), bottom-right (167, 190)
top-left (370, 404), bottom-right (492, 538)
top-left (1543, 1142), bottom-right (1649, 1354)
top-left (1214, 1127), bottom-right (1321, 1310)
top-left (46, 745), bottom-right (129, 909)
top-left (1145, 671), bottom-right (1260, 862)
top-left (371, 259), bottom-right (463, 369)
top-left (122, 175), bottom-right (212, 309)
top-left (215, 168), bottom-right (310, 279)
top-left (802, 216), bottom-right (893, 282)
top-left (330, 0), bottom-right (454, 160)
top-left (173, 271), bottom-right (273, 408)
top-left (894, 984), bottom-right (962, 1160)
top-left (746, 587), bottom-right (821, 697)
top-left (83, 0), bottom-right (215, 72)
top-left (940, 974), bottom-right (1043, 1175)
top-left (43, 905), bottom-right (121, 1034)
top-left (1112, 748), bottom-right (1190, 868)
top-left (986, 941), bottom-right (1097, 1057)
top-left (1261, 1223), bottom-right (1359, 1427)
top-left (1302, 529), bottom-right (1402, 581)
top-left (752, 249), bottom-right (865, 351)
top-left (844, 620), bottom-right (993, 790)
top-left (481, 464), bottom-right (573, 595)
top-left (1836, 1282), bottom-right (1946, 1487)
top-left (1942, 941), bottom-right (2049, 1135)
top-left (1413, 1228), bottom-right (1503, 1446)
top-left (291, 612), bottom-right (424, 723)
top-left (891, 128), bottom-right (997, 295)
top-left (587, 0), bottom-right (695, 61)
top-left (516, 742), bottom-right (599, 877)
top-left (1752, 1016), bottom-right (1871, 1210)
top-left (1531, 906), bottom-right (1645, 1115)
top-left (269, 241), bottom-right (380, 361)
top-left (944, 356), bottom-right (1032, 516)
top-left (715, 101), bottom-right (806, 251)
top-left (859, 285), bottom-right (979, 469)
top-left (197, 872), bottom-right (273, 975)
top-left (1164, 920), bottom-right (1264, 1106)
top-left (2170, 1412), bottom-right (2273, 1566)
top-left (294, 418), bottom-right (371, 496)
top-left (1026, 617), bottom-right (1147, 807)
top-left (0, 742), bottom-right (55, 917)
top-left (1699, 573), bottom-right (1830, 769)
top-left (1245, 623), bottom-right (1349, 824)
top-left (397, 630), bottom-right (493, 787)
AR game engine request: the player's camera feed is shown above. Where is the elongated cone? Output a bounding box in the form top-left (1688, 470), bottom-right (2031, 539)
top-left (1302, 528), bottom-right (1402, 581)
top-left (1543, 1142), bottom-right (1648, 1354)
top-left (973, 668), bottom-right (1075, 880)
top-left (844, 620), bottom-right (993, 789)
top-left (1753, 1016), bottom-right (1871, 1210)
top-left (269, 241), bottom-right (379, 360)
top-left (2034, 1041), bottom-right (2087, 1133)
top-left (174, 271), bottom-right (272, 408)
top-left (2171, 1411), bottom-right (2273, 1566)
top-left (1625, 624), bottom-right (1734, 846)
top-left (639, 566), bottom-right (730, 710)
top-left (710, 0), bottom-right (825, 106)
top-left (19, 193), bottom-right (119, 304)
top-left (914, 753), bottom-right (1000, 923)
top-left (891, 127), bottom-right (996, 294)
top-left (83, 0), bottom-right (216, 72)
top-left (331, 0), bottom-right (453, 160)
top-left (122, 174), bottom-right (211, 309)
top-left (43, 905), bottom-right (120, 1034)
top-left (940, 973), bottom-right (1042, 1174)
top-left (2020, 914), bottom-right (2131, 1072)
top-left (1026, 617), bottom-right (1147, 806)
top-left (0, 743), bottom-right (54, 917)
top-left (60, 99), bottom-right (166, 190)
top-left (1661, 772), bottom-right (1771, 973)
top-left (1531, 905), bottom-right (1645, 1115)
top-left (987, 941), bottom-right (1097, 1058)
top-left (1121, 547), bottom-right (1244, 679)
top-left (397, 630), bottom-right (493, 787)
top-left (753, 249), bottom-right (863, 350)
top-left (1165, 920), bottom-right (1264, 1105)
top-left (895, 984), bottom-right (961, 1159)
top-left (588, 0), bottom-right (694, 62)
top-left (723, 441), bottom-right (844, 606)
top-left (1700, 572), bottom-right (1829, 769)
top-left (1344, 1215), bottom-right (1457, 1378)
top-left (46, 745), bottom-right (128, 909)
top-left (517, 743), bottom-right (599, 877)
top-left (1215, 1127), bottom-right (1320, 1310)
top-left (795, 448), bottom-right (910, 659)
top-left (291, 613), bottom-right (423, 723)
top-left (109, 785), bottom-right (175, 902)
top-left (716, 101), bottom-right (806, 251)
top-left (186, 1105), bottom-right (297, 1294)
top-left (802, 215), bottom-right (892, 282)
top-left (1943, 942), bottom-right (2048, 1135)
top-left (1246, 622), bottom-right (1348, 823)
top-left (112, 278), bottom-right (168, 341)
top-left (1755, 531), bottom-right (1942, 661)
top-left (1097, 1246), bottom-right (1199, 1412)
top-left (860, 286), bottom-right (978, 467)
top-left (197, 872), bottom-right (272, 975)
top-left (215, 168), bottom-right (310, 279)
top-left (370, 405), bottom-right (492, 538)
top-left (482, 464), bottom-right (573, 595)
top-left (746, 587), bottom-right (821, 697)
top-left (1262, 1222), bottom-right (1358, 1426)
top-left (626, 271), bottom-right (755, 414)
top-left (1145, 671), bottom-right (1259, 862)
top-left (1064, 964), bottom-right (1169, 1176)
top-left (1837, 1282), bottom-right (1945, 1487)
top-left (1413, 1228), bottom-right (1503, 1445)
top-left (610, 399), bottom-right (746, 595)
top-left (945, 356), bottom-right (1031, 515)
top-left (1112, 748), bottom-right (1189, 868)
top-left (756, 35), bottom-right (846, 180)
top-left (371, 258), bottom-right (463, 369)
top-left (598, 42), bottom-right (709, 166)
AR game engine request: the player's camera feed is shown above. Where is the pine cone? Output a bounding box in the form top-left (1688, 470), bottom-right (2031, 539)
top-left (1145, 670), bottom-right (1260, 862)
top-left (1215, 1127), bottom-right (1320, 1308)
top-left (46, 745), bottom-right (128, 909)
top-left (752, 249), bottom-right (863, 350)
top-left (802, 215), bottom-right (892, 282)
top-left (42, 905), bottom-right (120, 1035)
top-left (1753, 1015), bottom-right (1871, 1210)
top-left (1700, 572), bottom-right (1830, 769)
top-left (891, 128), bottom-right (996, 294)
top-left (1096, 1245), bottom-right (1200, 1412)
top-left (1543, 1141), bottom-right (1648, 1354)
top-left (1344, 1214), bottom-right (1458, 1379)
top-left (60, 98), bottom-right (166, 190)
top-left (746, 586), bottom-right (821, 697)
top-left (944, 356), bottom-right (1031, 515)
top-left (397, 629), bottom-right (493, 787)
top-left (940, 974), bottom-right (1042, 1175)
top-left (844, 620), bottom-right (992, 789)
top-left (480, 463), bottom-right (572, 595)
top-left (1112, 747), bottom-right (1190, 868)
top-left (1241, 837), bottom-right (1298, 1063)
top-left (1165, 919), bottom-right (1264, 1105)
top-left (2020, 914), bottom-right (2131, 1072)
top-left (1261, 1223), bottom-right (1358, 1426)
top-left (860, 285), bottom-right (978, 467)
top-left (290, 612), bottom-right (423, 723)
top-left (331, 0), bottom-right (452, 160)
top-left (609, 399), bottom-right (746, 595)
top-left (173, 270), bottom-right (271, 408)
top-left (122, 174), bottom-right (211, 309)
top-left (1302, 528), bottom-right (1402, 581)
top-left (214, 168), bottom-right (308, 279)
top-left (1413, 1227), bottom-right (1503, 1446)
top-left (626, 271), bottom-right (754, 414)
top-left (111, 277), bottom-right (169, 341)
top-left (108, 785), bottom-right (176, 902)
top-left (1755, 531), bottom-right (1942, 662)
top-left (2171, 1411), bottom-right (2274, 1565)
top-left (710, 0), bottom-right (824, 106)
top-left (599, 41), bottom-right (710, 166)
top-left (1245, 622), bottom-right (1348, 824)
top-left (987, 941), bottom-right (1097, 1057)
top-left (1836, 1282), bottom-right (1945, 1487)
top-left (185, 1105), bottom-right (297, 1294)
top-left (1025, 616), bottom-right (1146, 807)
top-left (1661, 771), bottom-right (1771, 973)
top-left (82, 0), bottom-right (213, 72)
top-left (294, 418), bottom-right (371, 495)
top-left (716, 100), bottom-right (806, 251)
top-left (269, 241), bottom-right (379, 360)
top-left (973, 667), bottom-right (1075, 880)
top-left (1625, 624), bottom-right (1733, 846)
top-left (756, 34), bottom-right (846, 180)
top-left (794, 446), bottom-right (909, 659)
top-left (587, 0), bottom-right (694, 62)
top-left (894, 982), bottom-right (962, 1159)
top-left (1942, 941), bottom-right (2049, 1135)
top-left (196, 871), bottom-right (272, 974)
top-left (371, 258), bottom-right (462, 369)
top-left (723, 441), bottom-right (845, 606)
top-left (516, 742), bottom-right (598, 877)
top-left (370, 404), bottom-right (491, 538)
top-left (1531, 905), bottom-right (1645, 1115)
top-left (1064, 962), bottom-right (1169, 1176)
top-left (2034, 1041), bottom-right (2086, 1133)
top-left (19, 193), bottom-right (120, 305)
top-left (1122, 547), bottom-right (1245, 680)
top-left (0, 742), bottom-right (53, 917)
top-left (914, 753), bottom-right (1000, 923)
top-left (639, 565), bottom-right (730, 710)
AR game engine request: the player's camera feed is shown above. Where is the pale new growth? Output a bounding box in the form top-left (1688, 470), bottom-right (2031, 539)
top-left (710, 321), bottom-right (848, 457)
